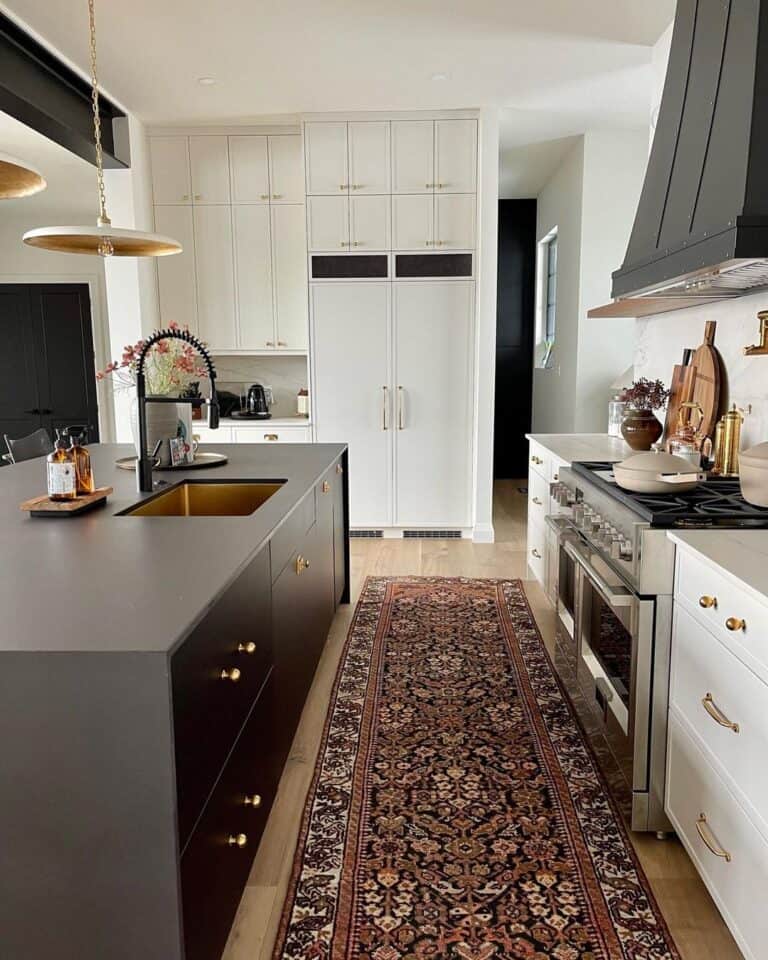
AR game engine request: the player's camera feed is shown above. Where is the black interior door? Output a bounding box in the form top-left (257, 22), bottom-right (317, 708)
top-left (0, 284), bottom-right (99, 453)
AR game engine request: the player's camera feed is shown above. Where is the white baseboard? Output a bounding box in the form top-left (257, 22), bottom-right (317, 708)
top-left (472, 523), bottom-right (495, 543)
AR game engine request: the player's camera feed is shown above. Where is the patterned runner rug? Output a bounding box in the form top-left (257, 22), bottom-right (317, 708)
top-left (274, 577), bottom-right (679, 960)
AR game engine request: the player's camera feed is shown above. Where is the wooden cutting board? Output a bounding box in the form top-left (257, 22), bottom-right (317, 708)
top-left (20, 487), bottom-right (113, 517)
top-left (664, 349), bottom-right (695, 439)
top-left (690, 320), bottom-right (722, 441)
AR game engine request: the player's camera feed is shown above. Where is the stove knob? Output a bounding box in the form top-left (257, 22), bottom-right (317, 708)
top-left (619, 538), bottom-right (633, 561)
top-left (610, 536), bottom-right (623, 559)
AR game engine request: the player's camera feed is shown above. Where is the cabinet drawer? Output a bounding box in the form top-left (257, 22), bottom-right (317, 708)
top-left (527, 517), bottom-right (546, 585)
top-left (172, 549), bottom-right (272, 844)
top-left (528, 470), bottom-right (550, 526)
top-left (528, 442), bottom-right (549, 479)
top-left (181, 670), bottom-right (282, 960)
top-left (666, 714), bottom-right (768, 960)
top-left (671, 604), bottom-right (768, 828)
top-left (232, 426), bottom-right (311, 444)
top-left (676, 548), bottom-right (768, 686)
top-left (194, 426), bottom-right (232, 444)
top-left (270, 489), bottom-right (316, 582)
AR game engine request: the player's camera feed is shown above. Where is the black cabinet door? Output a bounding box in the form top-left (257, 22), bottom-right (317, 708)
top-left (0, 288), bottom-right (41, 448)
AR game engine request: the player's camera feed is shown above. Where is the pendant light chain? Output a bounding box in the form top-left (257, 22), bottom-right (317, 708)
top-left (88, 0), bottom-right (110, 227)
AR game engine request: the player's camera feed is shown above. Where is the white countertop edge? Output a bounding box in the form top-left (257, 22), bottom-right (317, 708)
top-left (668, 530), bottom-right (768, 608)
top-left (200, 417), bottom-right (312, 428)
top-left (525, 433), bottom-right (632, 463)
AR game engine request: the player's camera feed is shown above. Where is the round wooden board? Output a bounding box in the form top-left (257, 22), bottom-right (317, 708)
top-left (690, 321), bottom-right (722, 440)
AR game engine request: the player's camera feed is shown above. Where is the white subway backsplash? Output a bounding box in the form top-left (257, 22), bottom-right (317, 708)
top-left (635, 290), bottom-right (768, 448)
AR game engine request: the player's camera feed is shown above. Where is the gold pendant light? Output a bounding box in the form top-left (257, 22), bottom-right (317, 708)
top-left (23, 0), bottom-right (181, 258)
top-left (0, 152), bottom-right (46, 199)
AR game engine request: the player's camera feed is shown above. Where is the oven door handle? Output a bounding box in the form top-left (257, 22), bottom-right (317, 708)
top-left (564, 540), bottom-right (634, 608)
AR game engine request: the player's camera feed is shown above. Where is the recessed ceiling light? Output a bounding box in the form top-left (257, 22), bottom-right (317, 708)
top-left (431, 72), bottom-right (450, 82)
top-left (198, 76), bottom-right (216, 86)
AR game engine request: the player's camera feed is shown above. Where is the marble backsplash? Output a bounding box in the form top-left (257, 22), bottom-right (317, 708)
top-left (634, 289), bottom-right (768, 448)
top-left (210, 355), bottom-right (309, 419)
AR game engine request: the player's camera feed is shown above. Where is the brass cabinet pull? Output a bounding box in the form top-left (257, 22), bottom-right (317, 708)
top-left (352, 241), bottom-right (362, 247)
top-left (340, 240), bottom-right (351, 247)
top-left (701, 693), bottom-right (740, 733)
top-left (220, 668), bottom-right (242, 682)
top-left (553, 473), bottom-right (559, 481)
top-left (397, 386), bottom-right (405, 430)
top-left (227, 833), bottom-right (247, 848)
top-left (351, 184), bottom-right (362, 190)
top-left (194, 194), bottom-right (202, 200)
top-left (277, 340), bottom-right (287, 347)
top-left (382, 386), bottom-right (389, 431)
top-left (339, 183), bottom-right (348, 190)
top-left (272, 194), bottom-right (282, 199)
top-left (336, 463), bottom-right (343, 475)
top-left (322, 481), bottom-right (331, 494)
top-left (264, 434), bottom-right (279, 441)
top-left (182, 194), bottom-right (189, 201)
top-left (265, 340), bottom-right (275, 347)
top-left (435, 240), bottom-right (445, 246)
top-left (699, 595), bottom-right (718, 609)
top-left (726, 617), bottom-right (746, 632)
top-left (244, 794), bottom-right (262, 808)
top-left (531, 548), bottom-right (542, 559)
top-left (424, 240), bottom-right (434, 246)
top-left (425, 182), bottom-right (434, 188)
top-left (238, 641), bottom-right (256, 655)
top-left (260, 194), bottom-right (270, 200)
top-left (532, 497), bottom-right (543, 506)
top-left (695, 814), bottom-right (732, 862)
top-left (437, 182), bottom-right (447, 189)
top-left (295, 554), bottom-right (310, 574)
top-left (531, 455), bottom-right (543, 465)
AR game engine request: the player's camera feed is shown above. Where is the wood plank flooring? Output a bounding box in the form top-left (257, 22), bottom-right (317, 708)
top-left (222, 480), bottom-right (742, 960)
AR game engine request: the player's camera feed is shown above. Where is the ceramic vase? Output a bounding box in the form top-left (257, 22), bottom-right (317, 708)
top-left (621, 408), bottom-right (663, 451)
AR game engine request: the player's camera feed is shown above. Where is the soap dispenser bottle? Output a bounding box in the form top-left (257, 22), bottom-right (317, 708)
top-left (46, 430), bottom-right (77, 501)
top-left (69, 432), bottom-right (95, 495)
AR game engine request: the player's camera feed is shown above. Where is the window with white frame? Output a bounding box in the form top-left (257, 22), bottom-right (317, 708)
top-left (535, 227), bottom-right (558, 369)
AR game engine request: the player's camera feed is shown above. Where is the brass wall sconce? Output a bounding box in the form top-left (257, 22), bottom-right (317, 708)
top-left (744, 311), bottom-right (768, 355)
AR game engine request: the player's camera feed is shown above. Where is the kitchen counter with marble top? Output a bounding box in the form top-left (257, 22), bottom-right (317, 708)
top-left (669, 529), bottom-right (768, 605)
top-left (526, 432), bottom-right (632, 464)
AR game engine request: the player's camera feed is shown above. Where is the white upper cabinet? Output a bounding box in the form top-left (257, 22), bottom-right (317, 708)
top-left (350, 195), bottom-right (390, 250)
top-left (434, 119), bottom-right (477, 193)
top-left (304, 122), bottom-right (348, 195)
top-left (271, 204), bottom-right (309, 349)
top-left (189, 136), bottom-right (231, 204)
top-left (435, 194), bottom-right (476, 249)
top-left (391, 121), bottom-right (434, 193)
top-left (149, 137), bottom-right (191, 204)
top-left (392, 194), bottom-right (434, 250)
top-left (193, 206), bottom-right (237, 349)
top-left (229, 136), bottom-right (270, 203)
top-left (268, 136), bottom-right (304, 203)
top-left (307, 195), bottom-right (350, 251)
top-left (233, 205), bottom-right (273, 349)
top-left (154, 205), bottom-right (197, 330)
top-left (348, 122), bottom-right (390, 194)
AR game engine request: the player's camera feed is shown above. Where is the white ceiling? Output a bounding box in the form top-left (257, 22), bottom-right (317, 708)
top-left (0, 0), bottom-right (674, 198)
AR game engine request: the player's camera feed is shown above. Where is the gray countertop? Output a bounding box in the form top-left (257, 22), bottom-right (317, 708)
top-left (0, 442), bottom-right (345, 655)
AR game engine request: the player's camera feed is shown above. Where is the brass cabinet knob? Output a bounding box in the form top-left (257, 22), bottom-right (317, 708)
top-left (244, 794), bottom-right (262, 808)
top-left (699, 595), bottom-right (718, 609)
top-left (295, 555), bottom-right (310, 574)
top-left (322, 481), bottom-right (331, 493)
top-left (531, 548), bottom-right (542, 559)
top-left (726, 617), bottom-right (746, 632)
top-left (220, 668), bottom-right (242, 682)
top-left (531, 455), bottom-right (543, 465)
top-left (227, 833), bottom-right (247, 848)
top-left (238, 641), bottom-right (256, 655)
top-left (336, 463), bottom-right (343, 474)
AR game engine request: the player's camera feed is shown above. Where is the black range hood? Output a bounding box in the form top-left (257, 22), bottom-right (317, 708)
top-left (591, 0), bottom-right (768, 318)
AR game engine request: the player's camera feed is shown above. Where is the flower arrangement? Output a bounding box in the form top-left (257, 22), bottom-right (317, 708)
top-left (619, 377), bottom-right (670, 411)
top-left (96, 322), bottom-right (209, 396)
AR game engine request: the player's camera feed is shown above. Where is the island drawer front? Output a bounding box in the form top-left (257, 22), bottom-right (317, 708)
top-left (173, 548), bottom-right (272, 845)
top-left (676, 549), bottom-right (768, 686)
top-left (181, 670), bottom-right (282, 960)
top-left (232, 426), bottom-right (312, 443)
top-left (666, 713), bottom-right (768, 960)
top-left (671, 603), bottom-right (768, 827)
top-left (528, 441), bottom-right (549, 480)
top-left (270, 489), bottom-right (317, 582)
top-left (527, 470), bottom-right (550, 526)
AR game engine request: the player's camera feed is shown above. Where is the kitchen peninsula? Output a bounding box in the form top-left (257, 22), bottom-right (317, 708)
top-left (0, 442), bottom-right (348, 960)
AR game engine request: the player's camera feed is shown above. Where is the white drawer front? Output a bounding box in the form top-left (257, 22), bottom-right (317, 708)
top-left (671, 603), bottom-right (768, 831)
top-left (232, 426), bottom-right (311, 444)
top-left (528, 470), bottom-right (550, 527)
top-left (666, 713), bottom-right (768, 960)
top-left (549, 456), bottom-right (567, 483)
top-left (676, 548), bottom-right (768, 686)
top-left (528, 441), bottom-right (549, 480)
top-left (193, 426), bottom-right (232, 444)
top-left (527, 517), bottom-right (546, 585)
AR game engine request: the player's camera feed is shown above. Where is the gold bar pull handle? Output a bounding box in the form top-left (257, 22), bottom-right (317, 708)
top-left (382, 386), bottom-right (389, 431)
top-left (696, 813), bottom-right (732, 862)
top-left (702, 693), bottom-right (740, 732)
top-left (397, 386), bottom-right (404, 430)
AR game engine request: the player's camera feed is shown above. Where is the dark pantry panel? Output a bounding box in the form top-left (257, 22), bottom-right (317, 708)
top-left (494, 200), bottom-right (536, 478)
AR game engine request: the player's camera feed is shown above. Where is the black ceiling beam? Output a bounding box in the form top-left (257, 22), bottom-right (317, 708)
top-left (0, 11), bottom-right (127, 169)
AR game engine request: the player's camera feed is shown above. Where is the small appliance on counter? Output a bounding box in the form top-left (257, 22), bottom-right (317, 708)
top-left (231, 383), bottom-right (271, 420)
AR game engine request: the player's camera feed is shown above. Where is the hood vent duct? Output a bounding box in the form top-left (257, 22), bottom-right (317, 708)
top-left (591, 0), bottom-right (768, 318)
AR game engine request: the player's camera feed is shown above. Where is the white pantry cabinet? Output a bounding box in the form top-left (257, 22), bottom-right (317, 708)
top-left (149, 136), bottom-right (191, 204)
top-left (392, 194), bottom-right (475, 250)
top-left (229, 136), bottom-right (270, 203)
top-left (267, 136), bottom-right (304, 202)
top-left (434, 119), bottom-right (478, 193)
top-left (189, 136), bottom-right (231, 204)
top-left (391, 119), bottom-right (477, 194)
top-left (308, 195), bottom-right (390, 251)
top-left (154, 205), bottom-right (197, 330)
top-left (232, 205), bottom-right (273, 348)
top-left (305, 121), bottom-right (390, 195)
top-left (193, 206), bottom-right (237, 350)
top-left (270, 204), bottom-right (308, 350)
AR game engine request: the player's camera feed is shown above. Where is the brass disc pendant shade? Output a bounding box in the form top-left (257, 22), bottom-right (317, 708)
top-left (23, 0), bottom-right (181, 258)
top-left (0, 152), bottom-right (47, 199)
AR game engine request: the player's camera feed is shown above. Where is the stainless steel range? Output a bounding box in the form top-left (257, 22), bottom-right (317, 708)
top-left (547, 462), bottom-right (768, 835)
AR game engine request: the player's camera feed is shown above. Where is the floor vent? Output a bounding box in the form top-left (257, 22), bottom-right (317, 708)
top-left (403, 530), bottom-right (462, 539)
top-left (350, 529), bottom-right (384, 538)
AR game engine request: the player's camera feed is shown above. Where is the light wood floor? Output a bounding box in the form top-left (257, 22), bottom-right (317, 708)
top-left (223, 480), bottom-right (742, 960)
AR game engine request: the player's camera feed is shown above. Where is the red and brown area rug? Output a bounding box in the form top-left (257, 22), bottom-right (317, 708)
top-left (274, 578), bottom-right (679, 960)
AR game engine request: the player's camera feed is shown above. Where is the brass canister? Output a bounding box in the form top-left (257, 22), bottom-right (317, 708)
top-left (711, 405), bottom-right (744, 477)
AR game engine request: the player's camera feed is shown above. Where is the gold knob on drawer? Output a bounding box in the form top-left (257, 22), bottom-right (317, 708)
top-left (725, 617), bottom-right (746, 632)
top-left (227, 833), bottom-right (248, 848)
top-left (322, 481), bottom-right (331, 493)
top-left (531, 548), bottom-right (541, 559)
top-left (220, 668), bottom-right (242, 682)
top-left (244, 794), bottom-right (262, 808)
top-left (336, 463), bottom-right (343, 475)
top-left (264, 434), bottom-right (279, 441)
top-left (699, 595), bottom-right (718, 609)
top-left (295, 554), bottom-right (310, 574)
top-left (238, 641), bottom-right (256, 655)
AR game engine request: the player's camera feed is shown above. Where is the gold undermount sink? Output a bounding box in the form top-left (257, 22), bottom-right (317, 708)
top-left (121, 480), bottom-right (285, 517)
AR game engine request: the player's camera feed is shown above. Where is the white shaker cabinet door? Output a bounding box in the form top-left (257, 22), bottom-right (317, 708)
top-left (393, 281), bottom-right (474, 527)
top-left (193, 206), bottom-right (237, 350)
top-left (312, 282), bottom-right (392, 527)
top-left (154, 205), bottom-right (198, 330)
top-left (392, 194), bottom-right (434, 250)
top-left (348, 121), bottom-right (390, 194)
top-left (268, 135), bottom-right (304, 203)
top-left (304, 122), bottom-right (348, 195)
top-left (233, 205), bottom-right (274, 349)
top-left (271, 204), bottom-right (308, 350)
top-left (307, 195), bottom-right (349, 251)
top-left (435, 194), bottom-right (476, 249)
top-left (391, 120), bottom-right (434, 193)
top-left (228, 136), bottom-right (270, 203)
top-left (149, 137), bottom-right (191, 204)
top-left (350, 195), bottom-right (390, 250)
top-left (189, 136), bottom-right (231, 204)
top-left (434, 119), bottom-right (477, 193)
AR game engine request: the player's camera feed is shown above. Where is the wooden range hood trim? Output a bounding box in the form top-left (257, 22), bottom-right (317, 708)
top-left (587, 295), bottom-right (729, 319)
